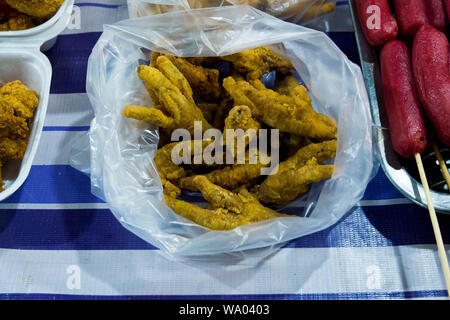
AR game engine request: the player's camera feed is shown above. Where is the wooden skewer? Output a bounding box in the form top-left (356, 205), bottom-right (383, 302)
top-left (415, 153), bottom-right (450, 297)
top-left (432, 142), bottom-right (450, 191)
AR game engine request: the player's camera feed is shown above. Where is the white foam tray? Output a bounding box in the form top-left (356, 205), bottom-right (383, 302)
top-left (0, 0), bottom-right (74, 202)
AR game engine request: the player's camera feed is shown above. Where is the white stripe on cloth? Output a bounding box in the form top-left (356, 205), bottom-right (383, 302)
top-left (0, 246), bottom-right (447, 297)
top-left (45, 93), bottom-right (94, 127)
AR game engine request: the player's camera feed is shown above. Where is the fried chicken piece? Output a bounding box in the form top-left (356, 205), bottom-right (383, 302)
top-left (129, 65), bottom-right (212, 134)
top-left (221, 46), bottom-right (294, 81)
top-left (276, 74), bottom-right (336, 130)
top-left (222, 105), bottom-right (260, 160)
top-left (259, 158), bottom-right (334, 204)
top-left (223, 76), bottom-right (337, 140)
top-left (155, 56), bottom-right (195, 105)
top-left (0, 99), bottom-right (29, 139)
top-left (5, 0), bottom-right (64, 19)
top-left (0, 80), bottom-right (39, 118)
top-left (192, 176), bottom-right (292, 223)
top-left (258, 140), bottom-right (337, 204)
top-left (154, 140), bottom-right (214, 195)
top-left (0, 14), bottom-right (35, 31)
top-left (178, 161), bottom-right (268, 192)
top-left (166, 56), bottom-right (221, 101)
top-left (0, 137), bottom-right (27, 161)
top-left (164, 195), bottom-right (251, 230)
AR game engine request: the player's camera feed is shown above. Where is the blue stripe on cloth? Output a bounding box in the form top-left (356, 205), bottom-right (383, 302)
top-left (43, 126), bottom-right (90, 131)
top-left (0, 290), bottom-right (447, 300)
top-left (44, 32), bottom-right (359, 94)
top-left (45, 32), bottom-right (101, 94)
top-left (0, 203), bottom-right (448, 250)
top-left (0, 209), bottom-right (157, 250)
top-left (1, 166), bottom-right (103, 204)
top-left (75, 2), bottom-right (121, 9)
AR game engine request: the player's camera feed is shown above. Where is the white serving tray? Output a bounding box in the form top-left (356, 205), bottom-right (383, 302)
top-left (0, 0), bottom-right (74, 202)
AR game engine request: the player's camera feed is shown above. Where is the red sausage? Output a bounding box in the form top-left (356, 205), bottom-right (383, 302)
top-left (425, 0), bottom-right (448, 31)
top-left (412, 25), bottom-right (450, 146)
top-left (393, 0), bottom-right (428, 37)
top-left (356, 0), bottom-right (398, 46)
top-left (380, 40), bottom-right (427, 158)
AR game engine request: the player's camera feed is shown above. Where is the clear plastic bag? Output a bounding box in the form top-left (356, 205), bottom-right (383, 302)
top-left (80, 5), bottom-right (375, 261)
top-left (127, 0), bottom-right (337, 25)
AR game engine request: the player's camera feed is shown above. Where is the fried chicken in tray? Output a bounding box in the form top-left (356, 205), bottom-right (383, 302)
top-left (0, 81), bottom-right (39, 191)
top-left (123, 46), bottom-right (338, 230)
top-left (0, 0), bottom-right (64, 31)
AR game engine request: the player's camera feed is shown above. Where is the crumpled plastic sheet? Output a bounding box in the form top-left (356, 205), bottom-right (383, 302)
top-left (77, 5), bottom-right (375, 262)
top-left (127, 0), bottom-right (338, 26)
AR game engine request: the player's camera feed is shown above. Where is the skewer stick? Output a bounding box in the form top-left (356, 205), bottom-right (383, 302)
top-left (431, 142), bottom-right (450, 191)
top-left (415, 153), bottom-right (450, 297)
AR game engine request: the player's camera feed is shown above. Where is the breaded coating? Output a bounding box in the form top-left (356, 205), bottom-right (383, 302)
top-left (134, 65), bottom-right (212, 134)
top-left (0, 80), bottom-right (38, 192)
top-left (124, 105), bottom-right (175, 129)
top-left (224, 105), bottom-right (260, 133)
top-left (166, 56), bottom-right (221, 101)
top-left (259, 158), bottom-right (334, 204)
top-left (0, 137), bottom-right (27, 160)
top-left (155, 56), bottom-right (195, 105)
top-left (223, 76), bottom-right (337, 140)
top-left (0, 160), bottom-right (3, 191)
top-left (221, 46), bottom-right (294, 80)
top-left (0, 80), bottom-right (39, 116)
top-left (192, 176), bottom-right (292, 224)
top-left (258, 141), bottom-right (337, 204)
top-left (5, 0), bottom-right (64, 18)
top-left (0, 14), bottom-right (35, 31)
top-left (178, 162), bottom-right (267, 192)
top-left (0, 99), bottom-right (29, 139)
top-left (164, 195), bottom-right (250, 231)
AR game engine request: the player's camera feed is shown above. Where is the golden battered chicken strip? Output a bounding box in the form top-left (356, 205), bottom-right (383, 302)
top-left (259, 140), bottom-right (337, 204)
top-left (135, 65), bottom-right (212, 134)
top-left (5, 0), bottom-right (64, 18)
top-left (192, 176), bottom-right (292, 222)
top-left (123, 105), bottom-right (175, 129)
top-left (223, 77), bottom-right (337, 140)
top-left (178, 161), bottom-right (268, 192)
top-left (154, 139), bottom-right (213, 182)
top-left (0, 14), bottom-right (35, 31)
top-left (166, 56), bottom-right (221, 101)
top-left (164, 195), bottom-right (250, 231)
top-left (155, 56), bottom-right (195, 105)
top-left (221, 46), bottom-right (294, 81)
top-left (259, 158), bottom-right (334, 204)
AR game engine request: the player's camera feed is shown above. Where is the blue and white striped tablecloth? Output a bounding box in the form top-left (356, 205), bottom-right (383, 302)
top-left (1, 0), bottom-right (450, 300)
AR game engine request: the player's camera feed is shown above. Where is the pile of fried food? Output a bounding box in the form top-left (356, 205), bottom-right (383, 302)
top-left (0, 80), bottom-right (39, 191)
top-left (123, 46), bottom-right (338, 231)
top-left (0, 0), bottom-right (64, 31)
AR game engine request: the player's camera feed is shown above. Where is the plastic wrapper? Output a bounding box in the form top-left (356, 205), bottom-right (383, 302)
top-left (127, 0), bottom-right (338, 25)
top-left (79, 5), bottom-right (374, 261)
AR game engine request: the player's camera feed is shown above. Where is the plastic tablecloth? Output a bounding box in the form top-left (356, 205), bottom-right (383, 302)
top-left (0, 0), bottom-right (450, 300)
